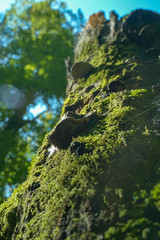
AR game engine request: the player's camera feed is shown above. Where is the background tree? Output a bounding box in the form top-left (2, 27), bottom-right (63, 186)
top-left (0, 0), bottom-right (85, 202)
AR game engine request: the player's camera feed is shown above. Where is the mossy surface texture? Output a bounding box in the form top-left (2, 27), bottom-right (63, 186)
top-left (1, 9), bottom-right (160, 240)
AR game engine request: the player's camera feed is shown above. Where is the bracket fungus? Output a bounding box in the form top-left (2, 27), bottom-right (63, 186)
top-left (71, 61), bottom-right (94, 79)
top-left (122, 9), bottom-right (160, 45)
top-left (107, 80), bottom-right (125, 93)
top-left (49, 111), bottom-right (95, 150)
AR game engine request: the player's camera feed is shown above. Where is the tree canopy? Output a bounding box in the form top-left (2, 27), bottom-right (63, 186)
top-left (0, 0), bottom-right (85, 202)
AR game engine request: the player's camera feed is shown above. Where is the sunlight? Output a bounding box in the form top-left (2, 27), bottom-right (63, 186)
top-left (29, 103), bottom-right (47, 117)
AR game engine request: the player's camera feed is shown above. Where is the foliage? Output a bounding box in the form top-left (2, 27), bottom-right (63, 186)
top-left (0, 0), bottom-right (85, 202)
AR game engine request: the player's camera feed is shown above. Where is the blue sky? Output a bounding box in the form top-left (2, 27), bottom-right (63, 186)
top-left (0, 0), bottom-right (160, 20)
top-left (66, 0), bottom-right (160, 20)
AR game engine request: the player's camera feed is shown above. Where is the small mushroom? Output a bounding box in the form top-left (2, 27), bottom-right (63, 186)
top-left (107, 80), bottom-right (125, 93)
top-left (49, 112), bottom-right (90, 150)
top-left (83, 84), bottom-right (95, 93)
top-left (71, 61), bottom-right (94, 79)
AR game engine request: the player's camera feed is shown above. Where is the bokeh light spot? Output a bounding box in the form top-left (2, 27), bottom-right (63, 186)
top-left (0, 84), bottom-right (26, 109)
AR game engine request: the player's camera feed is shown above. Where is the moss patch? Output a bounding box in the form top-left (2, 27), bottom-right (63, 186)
top-left (0, 16), bottom-right (160, 240)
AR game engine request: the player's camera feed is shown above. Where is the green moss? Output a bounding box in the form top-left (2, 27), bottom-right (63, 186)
top-left (75, 40), bottom-right (99, 62)
top-left (0, 21), bottom-right (160, 240)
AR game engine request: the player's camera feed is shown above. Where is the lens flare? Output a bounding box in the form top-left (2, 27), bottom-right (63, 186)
top-left (0, 84), bottom-right (26, 109)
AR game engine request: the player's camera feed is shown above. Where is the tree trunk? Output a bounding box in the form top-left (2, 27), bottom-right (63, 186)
top-left (0, 9), bottom-right (160, 240)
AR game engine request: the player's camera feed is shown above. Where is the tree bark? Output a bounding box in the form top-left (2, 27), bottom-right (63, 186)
top-left (0, 9), bottom-right (160, 240)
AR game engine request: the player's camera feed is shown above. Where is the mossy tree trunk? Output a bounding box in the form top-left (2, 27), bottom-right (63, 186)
top-left (0, 9), bottom-right (160, 240)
